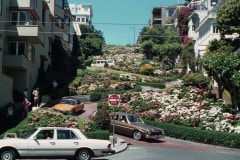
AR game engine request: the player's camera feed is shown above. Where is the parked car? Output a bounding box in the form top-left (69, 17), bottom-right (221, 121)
top-left (53, 96), bottom-right (84, 115)
top-left (0, 127), bottom-right (115, 160)
top-left (110, 112), bottom-right (165, 141)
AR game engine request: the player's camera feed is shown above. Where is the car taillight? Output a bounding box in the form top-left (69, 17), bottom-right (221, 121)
top-left (107, 144), bottom-right (111, 149)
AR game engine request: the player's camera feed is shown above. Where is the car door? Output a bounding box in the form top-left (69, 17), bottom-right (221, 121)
top-left (26, 129), bottom-right (56, 157)
top-left (118, 115), bottom-right (133, 136)
top-left (53, 129), bottom-right (79, 156)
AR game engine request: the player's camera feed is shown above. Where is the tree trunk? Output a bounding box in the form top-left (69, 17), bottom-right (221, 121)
top-left (231, 88), bottom-right (239, 114)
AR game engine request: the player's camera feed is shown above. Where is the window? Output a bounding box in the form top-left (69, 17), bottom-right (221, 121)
top-left (33, 0), bottom-right (37, 7)
top-left (28, 45), bottom-right (35, 62)
top-left (64, 15), bottom-right (70, 26)
top-left (11, 11), bottom-right (27, 25)
top-left (9, 41), bottom-right (26, 56)
top-left (57, 130), bottom-right (78, 139)
top-left (81, 18), bottom-right (85, 22)
top-left (56, 0), bottom-right (64, 8)
top-left (55, 16), bottom-right (63, 28)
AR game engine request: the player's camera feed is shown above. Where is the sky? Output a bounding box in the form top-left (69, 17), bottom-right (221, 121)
top-left (68, 0), bottom-right (182, 45)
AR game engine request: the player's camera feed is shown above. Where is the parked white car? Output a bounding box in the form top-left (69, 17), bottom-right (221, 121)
top-left (0, 127), bottom-right (115, 160)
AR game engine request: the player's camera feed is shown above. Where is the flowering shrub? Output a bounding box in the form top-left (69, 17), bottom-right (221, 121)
top-left (117, 85), bottom-right (240, 133)
top-left (16, 110), bottom-right (89, 136)
top-left (139, 64), bottom-right (154, 76)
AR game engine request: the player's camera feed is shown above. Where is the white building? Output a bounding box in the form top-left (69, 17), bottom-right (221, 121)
top-left (69, 3), bottom-right (93, 37)
top-left (187, 0), bottom-right (225, 57)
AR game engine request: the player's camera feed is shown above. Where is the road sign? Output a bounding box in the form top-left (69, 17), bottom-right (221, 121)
top-left (108, 94), bottom-right (120, 106)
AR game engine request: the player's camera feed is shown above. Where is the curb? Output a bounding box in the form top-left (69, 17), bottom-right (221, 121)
top-left (111, 137), bottom-right (128, 153)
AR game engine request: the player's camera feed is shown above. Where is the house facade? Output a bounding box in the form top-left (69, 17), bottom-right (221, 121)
top-left (0, 0), bottom-right (74, 107)
top-left (187, 0), bottom-right (224, 58)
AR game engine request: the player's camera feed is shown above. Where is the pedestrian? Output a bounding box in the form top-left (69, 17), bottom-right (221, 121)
top-left (32, 88), bottom-right (39, 107)
top-left (23, 98), bottom-right (31, 118)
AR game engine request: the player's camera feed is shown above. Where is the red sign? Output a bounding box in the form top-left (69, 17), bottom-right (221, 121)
top-left (108, 94), bottom-right (120, 106)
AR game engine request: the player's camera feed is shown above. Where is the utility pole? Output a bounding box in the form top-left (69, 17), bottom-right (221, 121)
top-left (130, 27), bottom-right (135, 45)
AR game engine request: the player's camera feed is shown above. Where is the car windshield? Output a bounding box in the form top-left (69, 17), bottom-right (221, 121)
top-left (127, 115), bottom-right (144, 123)
top-left (20, 128), bottom-right (38, 139)
top-left (60, 99), bottom-right (75, 105)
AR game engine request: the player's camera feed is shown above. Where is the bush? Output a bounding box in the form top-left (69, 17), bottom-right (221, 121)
top-left (139, 64), bottom-right (154, 76)
top-left (84, 130), bottom-right (110, 140)
top-left (145, 120), bottom-right (240, 148)
top-left (181, 73), bottom-right (210, 88)
top-left (93, 109), bottom-right (110, 130)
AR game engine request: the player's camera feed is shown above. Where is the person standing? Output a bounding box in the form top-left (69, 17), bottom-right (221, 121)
top-left (32, 88), bottom-right (39, 107)
top-left (23, 98), bottom-right (31, 118)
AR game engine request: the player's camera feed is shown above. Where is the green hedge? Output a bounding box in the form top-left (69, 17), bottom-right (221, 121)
top-left (85, 130), bottom-right (110, 140)
top-left (145, 120), bottom-right (240, 149)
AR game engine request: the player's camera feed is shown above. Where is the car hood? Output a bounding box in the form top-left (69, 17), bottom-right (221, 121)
top-left (53, 104), bottom-right (74, 111)
top-left (132, 122), bottom-right (163, 131)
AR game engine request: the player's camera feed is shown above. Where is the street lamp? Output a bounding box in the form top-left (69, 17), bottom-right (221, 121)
top-left (130, 27), bottom-right (135, 45)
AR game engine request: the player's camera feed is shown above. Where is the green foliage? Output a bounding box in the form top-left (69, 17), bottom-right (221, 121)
top-left (216, 0), bottom-right (240, 38)
top-left (139, 64), bottom-right (154, 76)
top-left (145, 120), bottom-right (240, 148)
top-left (90, 92), bottom-right (102, 101)
top-left (181, 73), bottom-right (210, 88)
top-left (84, 130), bottom-right (110, 140)
top-left (93, 109), bottom-right (110, 130)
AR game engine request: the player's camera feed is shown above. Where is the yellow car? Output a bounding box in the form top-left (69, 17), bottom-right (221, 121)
top-left (53, 96), bottom-right (84, 115)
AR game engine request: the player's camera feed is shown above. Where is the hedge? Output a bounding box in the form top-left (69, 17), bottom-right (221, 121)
top-left (145, 120), bottom-right (240, 149)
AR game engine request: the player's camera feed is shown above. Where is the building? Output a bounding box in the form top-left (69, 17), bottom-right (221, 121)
top-left (148, 5), bottom-right (177, 28)
top-left (0, 0), bottom-right (74, 107)
top-left (69, 3), bottom-right (93, 38)
top-left (69, 3), bottom-right (93, 26)
top-left (187, 0), bottom-right (224, 57)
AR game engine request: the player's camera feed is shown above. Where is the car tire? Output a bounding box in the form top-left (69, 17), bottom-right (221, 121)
top-left (0, 149), bottom-right (16, 160)
top-left (133, 130), bottom-right (142, 141)
top-left (75, 149), bottom-right (92, 160)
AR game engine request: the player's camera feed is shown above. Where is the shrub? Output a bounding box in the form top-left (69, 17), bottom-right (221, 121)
top-left (145, 120), bottom-right (240, 148)
top-left (139, 64), bottom-right (154, 76)
top-left (181, 73), bottom-right (210, 88)
top-left (93, 109), bottom-right (110, 130)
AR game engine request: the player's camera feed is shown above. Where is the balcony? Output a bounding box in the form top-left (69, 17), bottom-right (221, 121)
top-left (6, 23), bottom-right (44, 44)
top-left (3, 55), bottom-right (34, 70)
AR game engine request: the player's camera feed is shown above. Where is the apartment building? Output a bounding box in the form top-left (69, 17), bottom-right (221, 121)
top-left (69, 3), bottom-right (93, 38)
top-left (69, 3), bottom-right (93, 26)
top-left (0, 0), bottom-right (73, 107)
top-left (148, 5), bottom-right (177, 28)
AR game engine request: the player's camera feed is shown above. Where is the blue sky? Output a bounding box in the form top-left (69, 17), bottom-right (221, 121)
top-left (68, 0), bottom-right (180, 45)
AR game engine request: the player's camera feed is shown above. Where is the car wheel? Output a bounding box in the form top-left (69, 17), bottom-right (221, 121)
top-left (75, 149), bottom-right (92, 160)
top-left (0, 149), bottom-right (16, 160)
top-left (133, 130), bottom-right (142, 141)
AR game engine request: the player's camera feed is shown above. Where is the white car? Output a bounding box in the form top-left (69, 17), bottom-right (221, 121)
top-left (0, 127), bottom-right (115, 160)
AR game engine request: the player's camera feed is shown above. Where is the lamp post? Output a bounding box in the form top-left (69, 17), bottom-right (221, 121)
top-left (130, 27), bottom-right (135, 45)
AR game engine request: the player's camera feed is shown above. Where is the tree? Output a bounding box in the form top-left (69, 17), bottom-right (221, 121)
top-left (80, 37), bottom-right (103, 59)
top-left (216, 0), bottom-right (240, 50)
top-left (182, 39), bottom-right (196, 72)
top-left (70, 34), bottom-right (83, 76)
top-left (201, 51), bottom-right (240, 113)
top-left (216, 0), bottom-right (240, 37)
top-left (139, 26), bottom-right (165, 44)
top-left (153, 43), bottom-right (183, 70)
